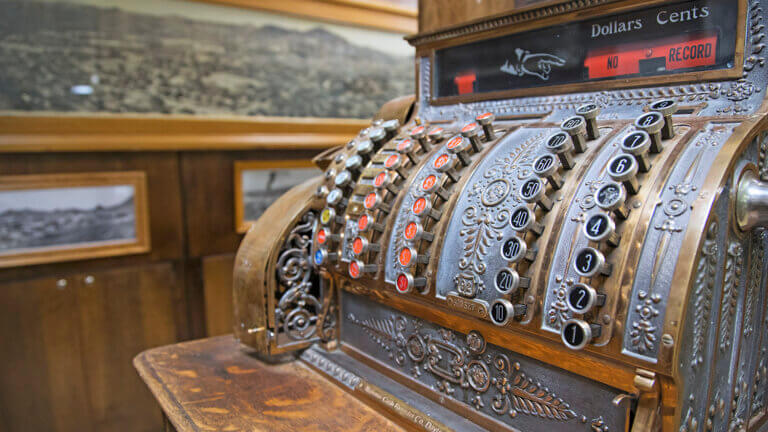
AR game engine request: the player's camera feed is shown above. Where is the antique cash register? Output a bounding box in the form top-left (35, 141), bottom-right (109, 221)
top-left (232, 1), bottom-right (768, 430)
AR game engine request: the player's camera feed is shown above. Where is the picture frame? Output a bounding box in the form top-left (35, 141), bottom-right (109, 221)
top-left (0, 171), bottom-right (151, 268)
top-left (234, 160), bottom-right (320, 233)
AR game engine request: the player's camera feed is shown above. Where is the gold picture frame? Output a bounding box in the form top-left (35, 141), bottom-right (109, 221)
top-left (0, 171), bottom-right (151, 268)
top-left (234, 160), bottom-right (320, 233)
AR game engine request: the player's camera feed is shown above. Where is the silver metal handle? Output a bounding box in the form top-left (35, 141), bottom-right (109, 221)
top-left (736, 170), bottom-right (768, 231)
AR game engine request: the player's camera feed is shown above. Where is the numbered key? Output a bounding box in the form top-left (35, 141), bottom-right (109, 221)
top-left (565, 283), bottom-right (606, 315)
top-left (595, 182), bottom-right (630, 220)
top-left (649, 99), bottom-right (678, 139)
top-left (575, 103), bottom-right (601, 140)
top-left (561, 319), bottom-right (601, 350)
top-left (500, 236), bottom-right (537, 263)
top-left (607, 154), bottom-right (640, 195)
top-left (545, 132), bottom-right (576, 170)
top-left (519, 177), bottom-right (553, 212)
top-left (509, 206), bottom-right (544, 236)
top-left (494, 268), bottom-right (529, 295)
top-left (583, 213), bottom-right (620, 247)
top-left (620, 131), bottom-right (652, 172)
top-left (490, 299), bottom-right (527, 326)
top-left (395, 272), bottom-right (426, 294)
top-left (560, 116), bottom-right (588, 153)
top-left (573, 247), bottom-right (612, 278)
top-left (532, 154), bottom-right (563, 190)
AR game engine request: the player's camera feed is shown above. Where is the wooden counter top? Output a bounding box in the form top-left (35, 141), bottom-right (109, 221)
top-left (134, 335), bottom-right (403, 432)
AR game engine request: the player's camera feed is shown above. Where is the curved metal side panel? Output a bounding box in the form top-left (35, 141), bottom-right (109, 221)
top-left (233, 176), bottom-right (323, 355)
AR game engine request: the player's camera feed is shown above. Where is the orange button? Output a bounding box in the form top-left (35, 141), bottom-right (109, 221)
top-left (317, 229), bottom-right (327, 244)
top-left (410, 126), bottom-right (425, 136)
top-left (384, 154), bottom-right (400, 168)
top-left (352, 237), bottom-right (364, 255)
top-left (357, 214), bottom-right (369, 231)
top-left (412, 197), bottom-right (427, 215)
top-left (364, 193), bottom-right (378, 209)
top-left (404, 222), bottom-right (418, 240)
top-left (446, 136), bottom-right (463, 149)
top-left (397, 139), bottom-right (413, 152)
top-left (461, 122), bottom-right (478, 133)
top-left (398, 247), bottom-right (412, 266)
top-left (349, 261), bottom-right (360, 278)
top-left (477, 112), bottom-right (493, 121)
top-left (422, 175), bottom-right (437, 191)
top-left (433, 154), bottom-right (450, 170)
top-left (374, 171), bottom-right (388, 188)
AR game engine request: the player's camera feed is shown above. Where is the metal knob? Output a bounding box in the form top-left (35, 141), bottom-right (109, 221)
top-left (349, 260), bottom-right (378, 279)
top-left (334, 170), bottom-right (354, 189)
top-left (383, 153), bottom-right (409, 180)
top-left (635, 112), bottom-right (665, 153)
top-left (320, 207), bottom-right (345, 226)
top-left (736, 170), bottom-right (768, 231)
top-left (398, 246), bottom-right (429, 268)
top-left (561, 319), bottom-right (601, 350)
top-left (368, 127), bottom-right (387, 146)
top-left (363, 192), bottom-right (391, 214)
top-left (573, 247), bottom-right (612, 277)
top-left (649, 99), bottom-right (678, 139)
top-left (396, 138), bottom-right (419, 164)
top-left (490, 299), bottom-right (527, 326)
top-left (373, 171), bottom-right (399, 195)
top-left (595, 182), bottom-right (630, 220)
top-left (356, 139), bottom-right (376, 159)
top-left (395, 273), bottom-right (426, 294)
top-left (345, 154), bottom-right (364, 174)
top-left (561, 116), bottom-right (588, 153)
top-left (545, 131), bottom-right (576, 170)
top-left (326, 188), bottom-right (348, 208)
top-left (316, 228), bottom-right (340, 246)
top-left (565, 283), bottom-right (605, 315)
top-left (446, 135), bottom-right (472, 167)
top-left (382, 119), bottom-right (400, 138)
top-left (433, 153), bottom-right (460, 184)
top-left (500, 236), bottom-right (537, 263)
top-left (509, 206), bottom-right (544, 237)
top-left (352, 236), bottom-right (380, 256)
top-left (428, 126), bottom-right (445, 143)
top-left (620, 131), bottom-right (652, 172)
top-left (421, 174), bottom-right (451, 202)
top-left (404, 220), bottom-right (434, 243)
top-left (313, 248), bottom-right (338, 266)
top-left (519, 177), bottom-right (553, 212)
top-left (607, 154), bottom-right (640, 195)
top-left (575, 103), bottom-right (601, 140)
top-left (475, 112), bottom-right (496, 141)
top-left (412, 196), bottom-right (441, 221)
top-left (494, 268), bottom-right (529, 295)
top-left (357, 213), bottom-right (384, 233)
top-left (533, 154), bottom-right (563, 190)
top-left (583, 213), bottom-right (620, 247)
top-left (460, 122), bottom-right (483, 152)
top-left (410, 126), bottom-right (430, 151)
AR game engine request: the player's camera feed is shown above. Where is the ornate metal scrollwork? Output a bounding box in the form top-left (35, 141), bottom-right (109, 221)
top-left (274, 211), bottom-right (332, 342)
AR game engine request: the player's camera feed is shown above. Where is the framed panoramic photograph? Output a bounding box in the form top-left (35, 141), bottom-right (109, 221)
top-left (0, 172), bottom-right (150, 268)
top-left (234, 161), bottom-right (319, 233)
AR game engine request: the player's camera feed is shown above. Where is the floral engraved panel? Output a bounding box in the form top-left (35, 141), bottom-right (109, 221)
top-left (346, 312), bottom-right (583, 424)
top-left (441, 130), bottom-right (546, 299)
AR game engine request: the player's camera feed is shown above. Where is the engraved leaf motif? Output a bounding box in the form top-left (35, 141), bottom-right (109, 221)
top-left (691, 222), bottom-right (718, 369)
top-left (509, 373), bottom-right (577, 421)
top-left (719, 242), bottom-right (743, 352)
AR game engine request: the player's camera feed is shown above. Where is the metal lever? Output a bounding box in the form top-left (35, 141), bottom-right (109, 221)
top-left (736, 170), bottom-right (768, 231)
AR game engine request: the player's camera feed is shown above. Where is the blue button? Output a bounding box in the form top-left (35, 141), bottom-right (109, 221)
top-left (314, 250), bottom-right (324, 265)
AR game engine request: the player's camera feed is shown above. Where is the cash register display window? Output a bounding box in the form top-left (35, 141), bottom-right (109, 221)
top-left (434, 0), bottom-right (738, 98)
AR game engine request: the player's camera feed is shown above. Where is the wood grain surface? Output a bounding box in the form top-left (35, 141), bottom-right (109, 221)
top-left (134, 336), bottom-right (404, 432)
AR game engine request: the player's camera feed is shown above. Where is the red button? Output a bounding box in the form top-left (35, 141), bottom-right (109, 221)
top-left (398, 247), bottom-right (412, 266)
top-left (352, 237), bottom-right (364, 255)
top-left (428, 127), bottom-right (443, 136)
top-left (410, 126), bottom-right (425, 136)
top-left (422, 175), bottom-right (437, 191)
top-left (397, 139), bottom-right (413, 152)
top-left (446, 136), bottom-right (463, 149)
top-left (404, 222), bottom-right (418, 240)
top-left (364, 193), bottom-right (378, 209)
top-left (396, 274), bottom-right (410, 293)
top-left (433, 154), bottom-right (450, 169)
top-left (357, 214), bottom-right (369, 231)
top-left (477, 112), bottom-right (493, 120)
top-left (461, 122), bottom-right (479, 133)
top-left (374, 171), bottom-right (388, 188)
top-left (412, 197), bottom-right (427, 215)
top-left (349, 261), bottom-right (360, 278)
top-left (384, 154), bottom-right (400, 168)
top-left (317, 229), bottom-right (327, 244)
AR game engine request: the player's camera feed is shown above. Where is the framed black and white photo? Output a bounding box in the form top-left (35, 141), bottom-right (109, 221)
top-left (0, 172), bottom-right (150, 267)
top-left (234, 161), bottom-right (319, 233)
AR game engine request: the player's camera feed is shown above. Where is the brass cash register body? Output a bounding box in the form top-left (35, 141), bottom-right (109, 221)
top-left (233, 1), bottom-right (768, 430)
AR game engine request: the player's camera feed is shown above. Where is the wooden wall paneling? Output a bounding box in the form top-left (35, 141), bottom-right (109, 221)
top-left (202, 254), bottom-right (236, 337)
top-left (0, 152), bottom-right (184, 281)
top-left (0, 275), bottom-right (93, 432)
top-left (418, 0), bottom-right (560, 33)
top-left (180, 150), bottom-right (321, 258)
top-left (75, 263), bottom-right (179, 432)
